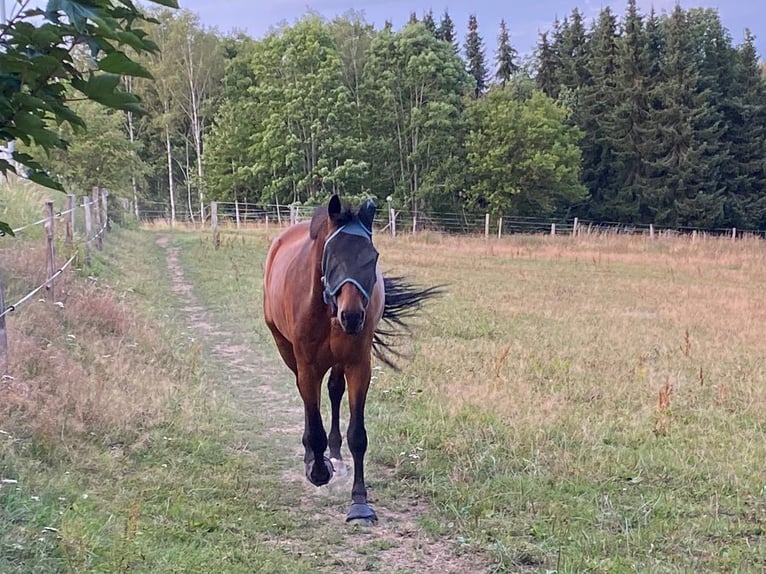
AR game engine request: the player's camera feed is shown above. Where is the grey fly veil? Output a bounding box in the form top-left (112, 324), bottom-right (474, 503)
top-left (321, 199), bottom-right (378, 311)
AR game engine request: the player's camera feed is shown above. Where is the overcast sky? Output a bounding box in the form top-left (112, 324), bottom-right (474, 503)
top-left (175, 0), bottom-right (764, 59)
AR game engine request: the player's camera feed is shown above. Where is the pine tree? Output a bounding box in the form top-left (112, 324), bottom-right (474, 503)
top-left (423, 10), bottom-right (438, 37)
top-left (643, 6), bottom-right (724, 227)
top-left (609, 0), bottom-right (650, 221)
top-left (495, 19), bottom-right (518, 87)
top-left (437, 10), bottom-right (458, 53)
top-left (726, 30), bottom-right (766, 227)
top-left (578, 7), bottom-right (621, 219)
top-left (464, 14), bottom-right (488, 98)
top-left (535, 31), bottom-right (559, 98)
top-left (408, 12), bottom-right (418, 25)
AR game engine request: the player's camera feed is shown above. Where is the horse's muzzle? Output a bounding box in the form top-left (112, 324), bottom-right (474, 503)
top-left (339, 309), bottom-right (365, 334)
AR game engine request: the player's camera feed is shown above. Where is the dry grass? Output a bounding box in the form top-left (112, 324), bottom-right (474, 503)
top-left (357, 230), bottom-right (766, 570)
top-left (0, 243), bottom-right (203, 446)
top-left (376, 231), bottom-right (766, 421)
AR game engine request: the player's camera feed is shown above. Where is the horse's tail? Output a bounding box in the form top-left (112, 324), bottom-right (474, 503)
top-left (373, 276), bottom-right (444, 370)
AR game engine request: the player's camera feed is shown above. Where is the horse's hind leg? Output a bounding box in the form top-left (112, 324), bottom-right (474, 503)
top-left (345, 361), bottom-right (377, 525)
top-left (327, 366), bottom-right (347, 474)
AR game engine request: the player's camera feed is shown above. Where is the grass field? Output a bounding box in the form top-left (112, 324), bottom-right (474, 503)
top-left (3, 203), bottom-right (766, 572)
top-left (174, 224), bottom-right (766, 572)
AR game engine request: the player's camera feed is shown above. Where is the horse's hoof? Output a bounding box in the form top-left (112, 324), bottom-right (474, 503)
top-left (346, 503), bottom-right (377, 526)
top-left (305, 456), bottom-right (334, 487)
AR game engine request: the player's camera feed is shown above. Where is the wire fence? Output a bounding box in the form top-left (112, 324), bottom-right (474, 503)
top-left (0, 188), bottom-right (110, 375)
top-left (144, 199), bottom-right (764, 242)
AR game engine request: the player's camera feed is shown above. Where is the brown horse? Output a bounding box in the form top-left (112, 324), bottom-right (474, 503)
top-left (263, 194), bottom-right (439, 524)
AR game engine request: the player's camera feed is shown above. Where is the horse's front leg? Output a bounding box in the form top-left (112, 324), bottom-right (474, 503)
top-left (297, 366), bottom-right (334, 487)
top-left (345, 361), bottom-right (377, 525)
top-left (327, 366), bottom-right (347, 474)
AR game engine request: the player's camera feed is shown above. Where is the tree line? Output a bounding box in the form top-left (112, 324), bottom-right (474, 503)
top-left (29, 0), bottom-right (766, 230)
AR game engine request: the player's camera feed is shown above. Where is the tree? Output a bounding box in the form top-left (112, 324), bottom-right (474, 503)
top-left (436, 10), bottom-right (458, 53)
top-left (466, 89), bottom-right (586, 217)
top-left (464, 15), bottom-right (488, 98)
top-left (722, 30), bottom-right (766, 227)
top-left (362, 22), bottom-right (470, 212)
top-left (535, 31), bottom-right (559, 98)
top-left (422, 10), bottom-right (438, 38)
top-left (168, 11), bottom-right (224, 221)
top-left (495, 19), bottom-right (519, 87)
top-left (34, 98), bottom-right (149, 196)
top-left (642, 6), bottom-right (725, 227)
top-left (578, 7), bottom-right (621, 219)
top-left (0, 0), bottom-right (179, 236)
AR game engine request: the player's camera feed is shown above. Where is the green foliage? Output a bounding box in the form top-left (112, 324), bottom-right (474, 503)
top-left (465, 88), bottom-right (586, 216)
top-left (495, 19), bottom-right (519, 87)
top-left (0, 0), bottom-right (178, 183)
top-left (464, 14), bottom-right (488, 98)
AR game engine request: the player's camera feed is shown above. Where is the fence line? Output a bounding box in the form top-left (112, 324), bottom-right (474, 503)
top-left (189, 201), bottom-right (760, 242)
top-left (0, 189), bottom-right (110, 377)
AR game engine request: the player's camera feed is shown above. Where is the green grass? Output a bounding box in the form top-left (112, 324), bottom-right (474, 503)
top-left (0, 228), bottom-right (317, 573)
top-left (5, 219), bottom-right (766, 573)
top-left (173, 227), bottom-right (766, 572)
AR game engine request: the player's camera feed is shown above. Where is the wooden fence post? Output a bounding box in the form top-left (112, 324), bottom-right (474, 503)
top-left (551, 223), bottom-right (556, 236)
top-left (731, 227), bottom-right (736, 241)
top-left (235, 199), bottom-right (241, 229)
top-left (497, 216), bottom-right (503, 238)
top-left (0, 272), bottom-right (8, 375)
top-left (484, 213), bottom-right (490, 239)
top-left (211, 201), bottom-right (219, 248)
top-left (390, 209), bottom-right (396, 238)
top-left (91, 187), bottom-right (102, 251)
top-left (65, 194), bottom-right (75, 248)
top-left (572, 217), bottom-right (579, 237)
top-left (649, 224), bottom-right (655, 239)
top-left (101, 188), bottom-right (109, 232)
top-left (83, 197), bottom-right (92, 266)
top-left (45, 200), bottom-right (55, 302)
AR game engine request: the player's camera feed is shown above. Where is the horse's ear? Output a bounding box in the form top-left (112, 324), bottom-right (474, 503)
top-left (328, 195), bottom-right (342, 219)
top-left (309, 206), bottom-right (327, 240)
top-left (358, 198), bottom-right (376, 233)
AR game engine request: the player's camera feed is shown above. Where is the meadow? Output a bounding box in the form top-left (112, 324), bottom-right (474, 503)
top-left (2, 189), bottom-right (766, 572)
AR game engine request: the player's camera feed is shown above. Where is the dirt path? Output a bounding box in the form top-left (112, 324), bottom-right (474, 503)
top-left (156, 235), bottom-right (486, 574)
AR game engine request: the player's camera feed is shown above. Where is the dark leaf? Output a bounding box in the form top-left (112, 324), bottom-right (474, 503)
top-left (98, 52), bottom-right (153, 79)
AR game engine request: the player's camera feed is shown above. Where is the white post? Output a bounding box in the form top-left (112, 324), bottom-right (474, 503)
top-left (497, 216), bottom-right (503, 238)
top-left (551, 223), bottom-right (556, 236)
top-left (572, 217), bottom-right (579, 237)
top-left (649, 223), bottom-right (655, 239)
top-left (484, 213), bottom-right (490, 239)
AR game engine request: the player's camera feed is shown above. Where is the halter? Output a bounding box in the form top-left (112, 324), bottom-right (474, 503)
top-left (321, 219), bottom-right (376, 313)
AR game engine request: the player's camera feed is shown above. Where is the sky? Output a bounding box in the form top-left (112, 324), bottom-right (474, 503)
top-left (176, 0), bottom-right (765, 60)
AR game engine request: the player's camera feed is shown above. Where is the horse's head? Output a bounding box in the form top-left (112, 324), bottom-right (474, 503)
top-left (311, 195), bottom-right (379, 335)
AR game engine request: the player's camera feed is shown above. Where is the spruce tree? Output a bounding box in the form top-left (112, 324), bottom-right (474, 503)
top-left (726, 30), bottom-right (766, 227)
top-left (437, 10), bottom-right (458, 53)
top-left (423, 10), bottom-right (438, 37)
top-left (610, 0), bottom-right (650, 221)
top-left (495, 19), bottom-right (519, 87)
top-left (578, 7), bottom-right (621, 220)
top-left (464, 14), bottom-right (488, 98)
top-left (535, 31), bottom-right (559, 99)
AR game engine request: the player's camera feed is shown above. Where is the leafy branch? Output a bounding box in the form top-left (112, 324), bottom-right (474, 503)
top-left (0, 0), bottom-right (179, 236)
